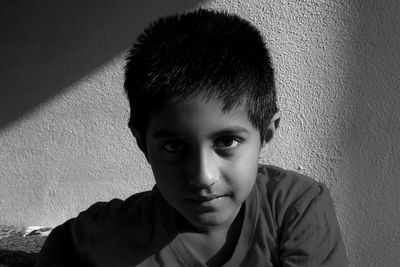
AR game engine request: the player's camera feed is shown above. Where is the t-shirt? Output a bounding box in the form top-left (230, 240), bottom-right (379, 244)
top-left (35, 165), bottom-right (348, 266)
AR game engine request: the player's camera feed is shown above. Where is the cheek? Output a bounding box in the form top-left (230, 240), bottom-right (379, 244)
top-left (227, 152), bottom-right (259, 196)
top-left (152, 167), bottom-right (182, 201)
top-left (150, 158), bottom-right (184, 181)
top-left (235, 142), bottom-right (261, 171)
top-left (148, 150), bottom-right (185, 192)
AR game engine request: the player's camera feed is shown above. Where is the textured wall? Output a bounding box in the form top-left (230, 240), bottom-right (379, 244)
top-left (1, 0), bottom-right (399, 266)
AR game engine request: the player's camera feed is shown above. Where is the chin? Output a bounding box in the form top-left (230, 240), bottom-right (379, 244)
top-left (187, 210), bottom-right (236, 231)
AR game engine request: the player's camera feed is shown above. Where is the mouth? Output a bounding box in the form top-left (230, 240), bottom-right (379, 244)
top-left (187, 195), bottom-right (227, 204)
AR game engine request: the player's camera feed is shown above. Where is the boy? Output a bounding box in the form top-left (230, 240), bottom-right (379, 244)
top-left (36, 9), bottom-right (348, 266)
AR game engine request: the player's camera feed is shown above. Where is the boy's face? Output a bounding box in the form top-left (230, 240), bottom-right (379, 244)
top-left (145, 96), bottom-right (264, 232)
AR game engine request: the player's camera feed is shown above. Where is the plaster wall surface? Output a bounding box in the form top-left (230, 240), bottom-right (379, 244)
top-left (1, 0), bottom-right (399, 266)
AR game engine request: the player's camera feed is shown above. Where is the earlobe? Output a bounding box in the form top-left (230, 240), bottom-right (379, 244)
top-left (128, 122), bottom-right (140, 140)
top-left (128, 123), bottom-right (149, 160)
top-left (272, 111), bottom-right (281, 130)
top-left (128, 122), bottom-right (141, 145)
top-left (264, 112), bottom-right (281, 144)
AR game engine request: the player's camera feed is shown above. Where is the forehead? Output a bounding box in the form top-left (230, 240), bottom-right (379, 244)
top-left (147, 96), bottom-right (258, 137)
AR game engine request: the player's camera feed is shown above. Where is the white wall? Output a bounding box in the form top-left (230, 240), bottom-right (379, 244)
top-left (1, 0), bottom-right (399, 266)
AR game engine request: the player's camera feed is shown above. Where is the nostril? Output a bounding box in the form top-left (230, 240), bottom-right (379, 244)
top-left (188, 173), bottom-right (217, 188)
top-left (188, 166), bottom-right (218, 188)
top-left (187, 148), bottom-right (219, 187)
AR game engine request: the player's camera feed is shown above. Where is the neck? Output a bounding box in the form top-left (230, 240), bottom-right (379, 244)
top-left (175, 205), bottom-right (245, 266)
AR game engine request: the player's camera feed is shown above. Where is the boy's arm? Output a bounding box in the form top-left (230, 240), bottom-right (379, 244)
top-left (279, 183), bottom-right (348, 267)
top-left (35, 219), bottom-right (88, 267)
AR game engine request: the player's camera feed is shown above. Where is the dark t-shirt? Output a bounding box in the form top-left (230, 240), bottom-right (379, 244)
top-left (35, 165), bottom-right (348, 266)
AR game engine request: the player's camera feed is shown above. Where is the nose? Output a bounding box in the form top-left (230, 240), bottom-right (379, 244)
top-left (187, 148), bottom-right (219, 188)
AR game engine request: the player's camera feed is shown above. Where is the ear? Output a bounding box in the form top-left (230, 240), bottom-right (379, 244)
top-left (128, 122), bottom-right (149, 159)
top-left (260, 112), bottom-right (281, 153)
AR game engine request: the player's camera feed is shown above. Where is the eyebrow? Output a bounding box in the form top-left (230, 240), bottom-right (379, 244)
top-left (210, 127), bottom-right (250, 139)
top-left (152, 130), bottom-right (185, 139)
top-left (152, 126), bottom-right (250, 139)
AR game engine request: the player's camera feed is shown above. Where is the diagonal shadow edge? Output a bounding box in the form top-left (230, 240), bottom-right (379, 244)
top-left (0, 0), bottom-right (208, 132)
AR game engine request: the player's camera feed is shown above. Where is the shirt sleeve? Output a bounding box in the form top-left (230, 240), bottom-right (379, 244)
top-left (279, 183), bottom-right (348, 267)
top-left (34, 219), bottom-right (83, 267)
top-left (34, 201), bottom-right (109, 267)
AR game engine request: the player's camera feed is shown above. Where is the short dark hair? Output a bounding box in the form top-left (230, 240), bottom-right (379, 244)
top-left (124, 9), bottom-right (278, 150)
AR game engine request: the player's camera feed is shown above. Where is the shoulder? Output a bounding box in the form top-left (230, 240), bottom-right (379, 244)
top-left (255, 165), bottom-right (336, 240)
top-left (254, 165), bottom-right (348, 266)
top-left (71, 190), bottom-right (155, 244)
top-left (256, 165), bottom-right (327, 208)
top-left (36, 190), bottom-right (156, 266)
top-left (74, 190), bottom-right (154, 227)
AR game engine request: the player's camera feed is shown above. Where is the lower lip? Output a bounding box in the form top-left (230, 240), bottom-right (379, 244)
top-left (188, 196), bottom-right (226, 208)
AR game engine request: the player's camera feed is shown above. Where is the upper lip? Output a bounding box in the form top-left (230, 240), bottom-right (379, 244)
top-left (188, 195), bottom-right (225, 201)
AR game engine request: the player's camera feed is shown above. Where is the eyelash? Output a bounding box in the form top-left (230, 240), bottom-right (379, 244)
top-left (161, 136), bottom-right (243, 153)
top-left (214, 136), bottom-right (241, 150)
top-left (162, 140), bottom-right (187, 153)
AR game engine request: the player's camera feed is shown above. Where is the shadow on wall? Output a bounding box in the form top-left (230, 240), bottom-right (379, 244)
top-left (0, 0), bottom-right (207, 132)
top-left (346, 1), bottom-right (400, 266)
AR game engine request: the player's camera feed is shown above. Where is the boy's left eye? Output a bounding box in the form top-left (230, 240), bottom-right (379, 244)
top-left (162, 140), bottom-right (187, 153)
top-left (214, 137), bottom-right (241, 149)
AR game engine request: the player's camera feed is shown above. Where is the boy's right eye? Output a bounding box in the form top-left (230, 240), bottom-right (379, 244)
top-left (162, 140), bottom-right (186, 153)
